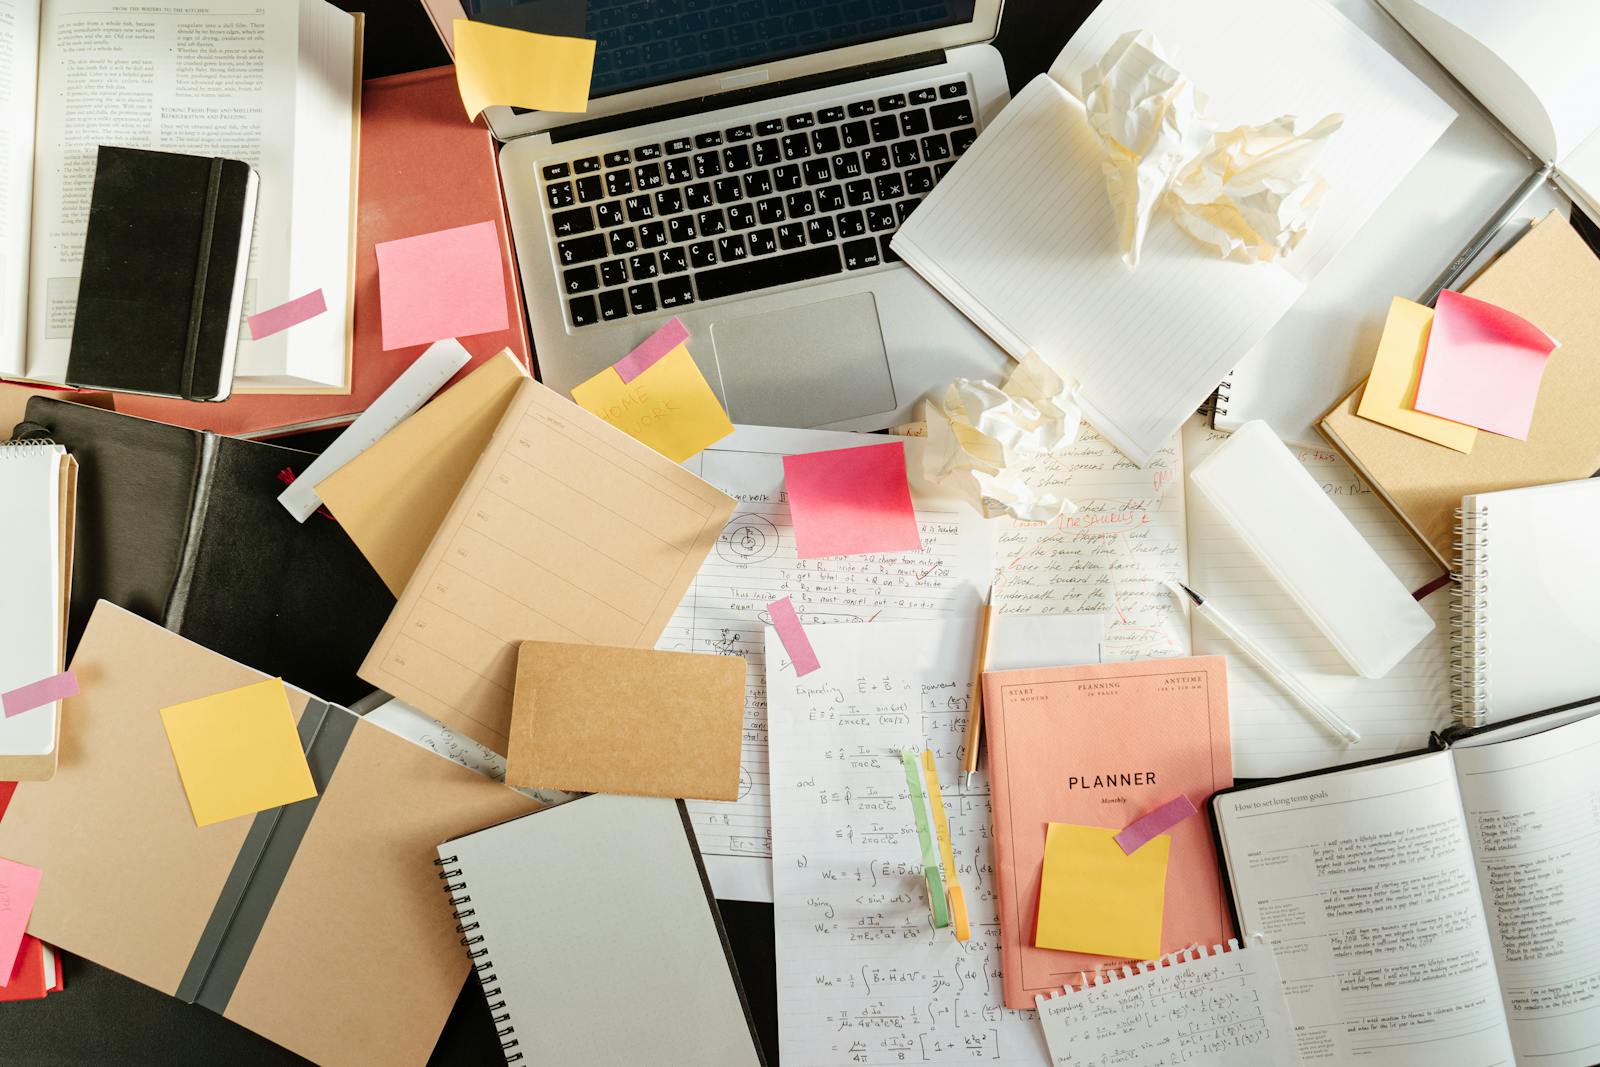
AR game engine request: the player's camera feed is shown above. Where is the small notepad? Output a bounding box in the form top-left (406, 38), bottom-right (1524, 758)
top-left (1035, 938), bottom-right (1303, 1067)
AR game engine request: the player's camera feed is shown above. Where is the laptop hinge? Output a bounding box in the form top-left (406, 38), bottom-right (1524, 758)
top-left (544, 49), bottom-right (949, 144)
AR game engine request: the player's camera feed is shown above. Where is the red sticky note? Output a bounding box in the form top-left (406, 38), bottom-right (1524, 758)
top-left (1412, 289), bottom-right (1559, 440)
top-left (0, 858), bottom-right (42, 986)
top-left (783, 441), bottom-right (922, 559)
top-left (375, 220), bottom-right (510, 350)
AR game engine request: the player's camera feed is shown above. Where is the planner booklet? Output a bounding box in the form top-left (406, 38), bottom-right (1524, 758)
top-left (1213, 701), bottom-right (1600, 1067)
top-left (0, 0), bottom-right (360, 393)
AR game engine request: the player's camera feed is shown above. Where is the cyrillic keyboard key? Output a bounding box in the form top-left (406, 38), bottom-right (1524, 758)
top-left (551, 207), bottom-right (593, 236)
top-left (841, 238), bottom-right (880, 270)
top-left (558, 234), bottom-right (607, 265)
top-left (562, 265), bottom-right (598, 293)
top-left (569, 294), bottom-right (599, 325)
top-left (694, 245), bottom-right (840, 301)
top-left (931, 100), bottom-right (974, 129)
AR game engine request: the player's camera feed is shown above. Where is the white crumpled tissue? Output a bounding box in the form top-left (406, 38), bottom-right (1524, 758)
top-left (920, 351), bottom-right (1082, 522)
top-left (1079, 29), bottom-right (1342, 268)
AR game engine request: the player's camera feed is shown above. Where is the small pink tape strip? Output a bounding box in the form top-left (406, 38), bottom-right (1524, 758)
top-left (1114, 794), bottom-right (1198, 855)
top-left (2, 670), bottom-right (78, 718)
top-left (612, 317), bottom-right (689, 383)
top-left (247, 289), bottom-right (328, 340)
top-left (768, 596), bottom-right (820, 677)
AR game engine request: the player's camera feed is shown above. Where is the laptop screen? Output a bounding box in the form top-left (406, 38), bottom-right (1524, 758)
top-left (466, 0), bottom-right (979, 100)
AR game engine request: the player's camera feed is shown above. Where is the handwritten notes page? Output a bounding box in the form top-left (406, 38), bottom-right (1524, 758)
top-left (992, 421), bottom-right (1190, 660)
top-left (1035, 940), bottom-right (1303, 1067)
top-left (360, 379), bottom-right (734, 754)
top-left (1182, 421), bottom-right (1450, 777)
top-left (768, 619), bottom-right (1046, 1065)
top-left (667, 426), bottom-right (990, 902)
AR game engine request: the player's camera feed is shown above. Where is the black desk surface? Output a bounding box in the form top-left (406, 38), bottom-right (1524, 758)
top-left (0, 4), bottom-right (1094, 1063)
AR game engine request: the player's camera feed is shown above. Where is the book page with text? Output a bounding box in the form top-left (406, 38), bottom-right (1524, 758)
top-left (1215, 754), bottom-right (1514, 1065)
top-left (25, 0), bottom-right (297, 381)
top-left (0, 0), bottom-right (39, 376)
top-left (1453, 710), bottom-right (1600, 1066)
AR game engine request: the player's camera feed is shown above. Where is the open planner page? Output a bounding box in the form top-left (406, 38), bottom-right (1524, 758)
top-left (768, 619), bottom-right (1046, 1066)
top-left (1183, 421), bottom-right (1451, 777)
top-left (668, 426), bottom-right (990, 902)
top-left (1453, 711), bottom-right (1600, 1066)
top-left (1215, 754), bottom-right (1514, 1064)
top-left (993, 422), bottom-right (1189, 659)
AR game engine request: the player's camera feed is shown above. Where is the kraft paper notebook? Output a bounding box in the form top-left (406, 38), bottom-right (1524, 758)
top-left (1212, 700), bottom-right (1600, 1066)
top-left (982, 655), bottom-right (1233, 1009)
top-left (0, 441), bottom-right (76, 780)
top-left (0, 602), bottom-right (539, 1067)
top-left (1452, 479), bottom-right (1600, 727)
top-left (436, 794), bottom-right (765, 1066)
top-left (360, 377), bottom-right (736, 754)
top-left (1319, 212), bottom-right (1600, 569)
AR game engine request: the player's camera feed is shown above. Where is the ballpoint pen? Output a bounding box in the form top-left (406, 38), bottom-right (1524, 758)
top-left (1166, 580), bottom-right (1361, 745)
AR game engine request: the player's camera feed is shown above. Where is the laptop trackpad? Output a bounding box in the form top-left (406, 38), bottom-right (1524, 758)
top-left (710, 293), bottom-right (895, 427)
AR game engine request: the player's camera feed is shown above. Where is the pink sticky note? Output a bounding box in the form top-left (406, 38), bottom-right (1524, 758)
top-left (1114, 794), bottom-right (1198, 855)
top-left (374, 220), bottom-right (510, 350)
top-left (614, 318), bottom-right (689, 383)
top-left (1412, 290), bottom-right (1559, 440)
top-left (247, 289), bottom-right (327, 340)
top-left (768, 596), bottom-right (821, 677)
top-left (0, 859), bottom-right (42, 986)
top-left (783, 441), bottom-right (923, 559)
top-left (2, 671), bottom-right (77, 719)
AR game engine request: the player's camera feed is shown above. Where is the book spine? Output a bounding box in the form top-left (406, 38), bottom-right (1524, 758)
top-left (434, 856), bottom-right (522, 1063)
top-left (1037, 938), bottom-right (1245, 1000)
top-left (1450, 505), bottom-right (1490, 728)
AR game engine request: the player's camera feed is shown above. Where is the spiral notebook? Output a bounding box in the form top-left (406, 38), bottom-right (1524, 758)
top-left (1034, 938), bottom-right (1301, 1067)
top-left (0, 440), bottom-right (76, 780)
top-left (435, 794), bottom-right (764, 1066)
top-left (1453, 478), bottom-right (1600, 727)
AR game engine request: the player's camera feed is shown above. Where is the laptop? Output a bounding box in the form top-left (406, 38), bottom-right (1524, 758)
top-left (476, 0), bottom-right (1013, 431)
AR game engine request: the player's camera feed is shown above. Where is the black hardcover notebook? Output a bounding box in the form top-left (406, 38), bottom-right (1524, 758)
top-left (16, 397), bottom-right (392, 704)
top-left (66, 146), bottom-right (257, 401)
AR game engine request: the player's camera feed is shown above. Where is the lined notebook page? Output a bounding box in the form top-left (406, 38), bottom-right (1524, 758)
top-left (893, 76), bottom-right (1304, 467)
top-left (1048, 0), bottom-right (1454, 284)
top-left (993, 422), bottom-right (1190, 661)
top-left (0, 446), bottom-right (64, 757)
top-left (360, 379), bottom-right (734, 753)
top-left (664, 426), bottom-right (990, 903)
top-left (1183, 421), bottom-right (1449, 777)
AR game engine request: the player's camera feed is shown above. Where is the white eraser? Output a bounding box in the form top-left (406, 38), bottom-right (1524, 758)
top-left (1189, 421), bottom-right (1433, 678)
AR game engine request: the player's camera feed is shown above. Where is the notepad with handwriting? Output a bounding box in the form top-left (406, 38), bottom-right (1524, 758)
top-left (359, 378), bottom-right (736, 754)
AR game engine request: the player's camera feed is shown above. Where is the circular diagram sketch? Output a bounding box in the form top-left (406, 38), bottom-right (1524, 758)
top-left (716, 514), bottom-right (779, 565)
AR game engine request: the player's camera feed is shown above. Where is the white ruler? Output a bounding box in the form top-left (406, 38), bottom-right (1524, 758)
top-left (277, 338), bottom-right (471, 522)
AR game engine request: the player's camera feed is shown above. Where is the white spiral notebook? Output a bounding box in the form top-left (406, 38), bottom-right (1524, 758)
top-left (435, 794), bottom-right (765, 1066)
top-left (0, 440), bottom-right (75, 780)
top-left (1453, 478), bottom-right (1600, 727)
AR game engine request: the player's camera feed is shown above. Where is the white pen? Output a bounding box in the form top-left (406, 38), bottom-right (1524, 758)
top-left (1166, 581), bottom-right (1361, 745)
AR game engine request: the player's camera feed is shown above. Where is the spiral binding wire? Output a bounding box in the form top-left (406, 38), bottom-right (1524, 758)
top-left (435, 856), bottom-right (522, 1062)
top-left (0, 437), bottom-right (60, 454)
top-left (1450, 505), bottom-right (1490, 727)
top-left (1210, 375), bottom-right (1232, 420)
top-left (1038, 938), bottom-right (1246, 1000)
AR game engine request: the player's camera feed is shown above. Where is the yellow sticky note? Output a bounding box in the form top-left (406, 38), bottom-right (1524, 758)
top-left (452, 19), bottom-right (595, 119)
top-left (1035, 823), bottom-right (1168, 959)
top-left (160, 678), bottom-right (317, 828)
top-left (571, 346), bottom-right (735, 463)
top-left (1356, 297), bottom-right (1477, 453)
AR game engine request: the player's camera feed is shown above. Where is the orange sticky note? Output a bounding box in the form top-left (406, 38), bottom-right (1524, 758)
top-left (1413, 289), bottom-right (1559, 440)
top-left (1035, 823), bottom-right (1168, 960)
top-left (160, 678), bottom-right (317, 828)
top-left (1356, 297), bottom-right (1477, 453)
top-left (375, 220), bottom-right (510, 351)
top-left (453, 19), bottom-right (595, 119)
top-left (782, 441), bottom-right (922, 559)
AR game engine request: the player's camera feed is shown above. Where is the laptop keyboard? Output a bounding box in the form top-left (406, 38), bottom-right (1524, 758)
top-left (539, 79), bottom-right (979, 328)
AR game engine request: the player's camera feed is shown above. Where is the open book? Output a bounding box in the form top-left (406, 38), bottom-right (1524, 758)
top-left (1213, 700), bottom-right (1600, 1067)
top-left (891, 0), bottom-right (1452, 466)
top-left (0, 0), bottom-right (360, 394)
top-left (1380, 0), bottom-right (1600, 221)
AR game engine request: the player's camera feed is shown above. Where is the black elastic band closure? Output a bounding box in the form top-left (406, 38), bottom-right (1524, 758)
top-left (179, 156), bottom-right (223, 400)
